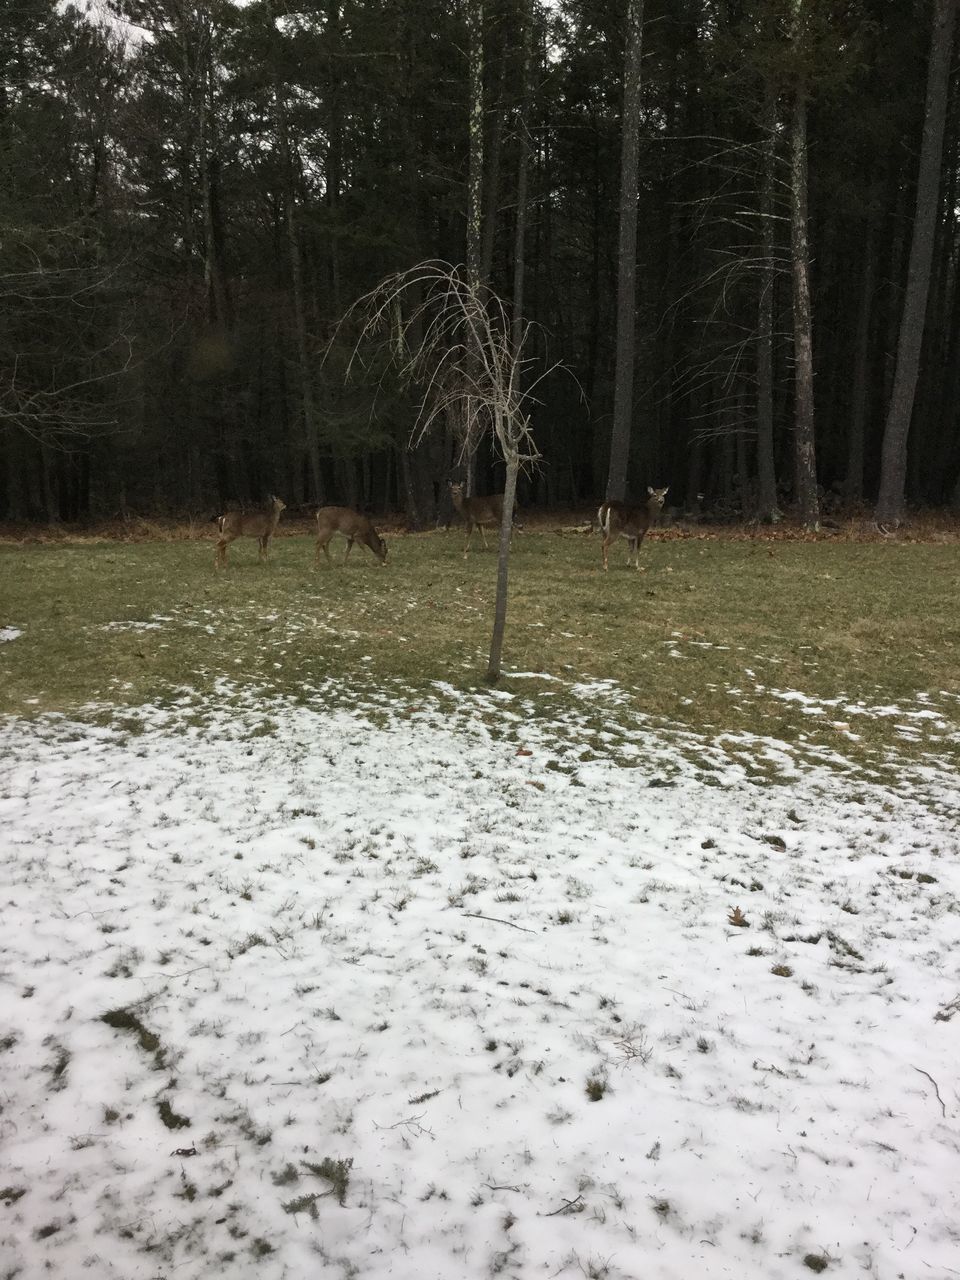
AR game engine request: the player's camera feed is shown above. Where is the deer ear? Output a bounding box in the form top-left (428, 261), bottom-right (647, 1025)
top-left (647, 486), bottom-right (655, 495)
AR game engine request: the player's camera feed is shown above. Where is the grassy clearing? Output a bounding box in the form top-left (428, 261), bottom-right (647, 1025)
top-left (0, 526), bottom-right (958, 772)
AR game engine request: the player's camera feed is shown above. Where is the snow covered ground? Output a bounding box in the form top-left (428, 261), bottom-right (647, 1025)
top-left (1, 680), bottom-right (959, 1280)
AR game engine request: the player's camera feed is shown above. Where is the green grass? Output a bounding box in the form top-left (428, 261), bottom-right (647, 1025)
top-left (0, 527), bottom-right (958, 773)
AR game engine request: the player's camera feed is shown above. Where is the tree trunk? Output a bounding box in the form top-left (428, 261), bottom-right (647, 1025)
top-left (466, 0), bottom-right (484, 288)
top-left (197, 17), bottom-right (231, 331)
top-left (789, 52), bottom-right (819, 528)
top-left (845, 216), bottom-right (876, 502)
top-left (325, 0), bottom-right (343, 315)
top-left (480, 42), bottom-right (506, 283)
top-left (606, 0), bottom-right (645, 503)
top-left (400, 446), bottom-right (423, 529)
top-left (275, 116), bottom-right (322, 502)
top-left (39, 435), bottom-right (59, 524)
top-left (756, 81), bottom-right (781, 522)
top-left (465, 0), bottom-right (484, 494)
top-left (511, 0), bottom-right (535, 355)
top-left (875, 0), bottom-right (958, 526)
top-left (486, 430), bottom-right (520, 683)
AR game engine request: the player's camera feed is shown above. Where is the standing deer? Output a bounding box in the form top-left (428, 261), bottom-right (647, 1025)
top-left (448, 482), bottom-right (508, 556)
top-left (215, 495), bottom-right (286, 568)
top-left (597, 486), bottom-right (669, 571)
top-left (315, 507), bottom-right (388, 567)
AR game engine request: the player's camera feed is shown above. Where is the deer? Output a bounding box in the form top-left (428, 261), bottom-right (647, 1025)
top-left (315, 506), bottom-right (388, 567)
top-left (448, 481), bottom-right (509, 557)
top-left (215, 494), bottom-right (286, 568)
top-left (597, 486), bottom-right (669, 571)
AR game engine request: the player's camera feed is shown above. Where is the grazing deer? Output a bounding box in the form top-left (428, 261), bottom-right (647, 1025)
top-left (597, 486), bottom-right (669, 571)
top-left (448, 482), bottom-right (508, 557)
top-left (215, 494), bottom-right (286, 568)
top-left (315, 506), bottom-right (388, 567)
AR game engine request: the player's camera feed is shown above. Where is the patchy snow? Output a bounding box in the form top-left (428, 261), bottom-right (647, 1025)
top-left (0, 625), bottom-right (23, 643)
top-left (1, 688), bottom-right (959, 1280)
top-left (101, 620), bottom-right (164, 632)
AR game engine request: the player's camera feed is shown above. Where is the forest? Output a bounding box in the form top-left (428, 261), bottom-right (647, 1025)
top-left (2, 0), bottom-right (959, 529)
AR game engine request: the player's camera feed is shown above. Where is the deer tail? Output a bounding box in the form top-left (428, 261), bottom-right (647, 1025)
top-left (597, 504), bottom-right (609, 536)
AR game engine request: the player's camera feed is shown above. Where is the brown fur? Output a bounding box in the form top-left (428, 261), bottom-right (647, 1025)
top-left (215, 495), bottom-right (286, 568)
top-left (598, 487), bottom-right (669, 571)
top-left (315, 506), bottom-right (388, 567)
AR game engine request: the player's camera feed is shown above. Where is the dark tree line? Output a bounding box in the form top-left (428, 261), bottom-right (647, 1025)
top-left (1, 0), bottom-right (958, 527)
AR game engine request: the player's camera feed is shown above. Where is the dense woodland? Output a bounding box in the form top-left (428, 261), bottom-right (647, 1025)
top-left (2, 0), bottom-right (959, 528)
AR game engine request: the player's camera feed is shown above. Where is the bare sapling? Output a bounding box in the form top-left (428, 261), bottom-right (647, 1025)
top-left (315, 506), bottom-right (388, 567)
top-left (448, 482), bottom-right (509, 556)
top-left (598, 486), bottom-right (668, 570)
top-left (336, 261), bottom-right (549, 681)
top-left (215, 494), bottom-right (286, 568)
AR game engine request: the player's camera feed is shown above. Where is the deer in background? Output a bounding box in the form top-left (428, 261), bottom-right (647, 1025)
top-left (448, 482), bottom-right (510, 557)
top-left (215, 494), bottom-right (286, 568)
top-left (315, 507), bottom-right (388, 567)
top-left (597, 486), bottom-right (669, 571)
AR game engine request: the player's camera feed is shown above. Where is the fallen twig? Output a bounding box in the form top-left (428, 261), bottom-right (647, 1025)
top-left (912, 1065), bottom-right (947, 1117)
top-left (463, 912), bottom-right (536, 933)
top-left (545, 1193), bottom-right (583, 1217)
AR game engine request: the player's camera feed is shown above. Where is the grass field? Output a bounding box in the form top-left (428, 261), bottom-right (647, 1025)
top-left (1, 524), bottom-right (958, 777)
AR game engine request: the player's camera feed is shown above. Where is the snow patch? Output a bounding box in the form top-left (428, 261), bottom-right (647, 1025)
top-left (0, 691), bottom-right (958, 1279)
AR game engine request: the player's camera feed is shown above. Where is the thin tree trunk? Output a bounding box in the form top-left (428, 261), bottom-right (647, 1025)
top-left (606, 0), bottom-right (645, 503)
top-left (467, 0), bottom-right (484, 285)
top-left (789, 43), bottom-right (819, 528)
top-left (845, 216), bottom-right (876, 502)
top-left (197, 17), bottom-right (231, 331)
top-left (875, 0), bottom-right (958, 526)
top-left (487, 432), bottom-right (520, 683)
top-left (276, 122), bottom-right (322, 502)
top-left (756, 81), bottom-right (781, 521)
top-left (326, 0), bottom-right (343, 315)
top-left (511, 0), bottom-right (535, 355)
top-left (480, 43), bottom-right (506, 283)
top-left (400, 446), bottom-right (423, 529)
top-left (465, 0), bottom-right (484, 494)
top-left (39, 435), bottom-right (58, 524)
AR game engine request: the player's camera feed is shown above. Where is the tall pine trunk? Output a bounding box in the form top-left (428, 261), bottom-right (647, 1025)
top-left (511, 0), bottom-right (535, 356)
top-left (845, 217), bottom-right (876, 502)
top-left (789, 57), bottom-right (819, 528)
top-left (605, 0), bottom-right (645, 503)
top-left (465, 0), bottom-right (484, 495)
top-left (875, 0), bottom-right (958, 527)
top-left (756, 82), bottom-right (781, 522)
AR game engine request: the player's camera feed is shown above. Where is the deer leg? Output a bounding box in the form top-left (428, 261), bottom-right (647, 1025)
top-left (344, 537), bottom-right (354, 564)
top-left (479, 524), bottom-right (488, 550)
top-left (215, 536), bottom-right (229, 569)
top-left (602, 535), bottom-right (610, 571)
top-left (463, 524), bottom-right (473, 557)
top-left (259, 535), bottom-right (270, 561)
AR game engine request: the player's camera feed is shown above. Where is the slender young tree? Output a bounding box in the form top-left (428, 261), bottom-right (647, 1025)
top-left (605, 0), bottom-right (645, 503)
top-left (344, 263), bottom-right (540, 681)
top-left (875, 0), bottom-right (958, 527)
